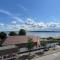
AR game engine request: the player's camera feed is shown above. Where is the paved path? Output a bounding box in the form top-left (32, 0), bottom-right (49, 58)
top-left (32, 52), bottom-right (60, 60)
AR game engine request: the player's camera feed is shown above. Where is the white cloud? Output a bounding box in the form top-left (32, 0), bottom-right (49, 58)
top-left (25, 18), bottom-right (48, 30)
top-left (0, 12), bottom-right (60, 31)
top-left (18, 4), bottom-right (28, 11)
top-left (14, 17), bottom-right (24, 23)
top-left (0, 23), bottom-right (4, 26)
top-left (0, 20), bottom-right (60, 31)
top-left (47, 22), bottom-right (60, 28)
top-left (1, 9), bottom-right (60, 31)
top-left (0, 9), bottom-right (25, 31)
top-left (0, 21), bottom-right (60, 31)
top-left (6, 24), bottom-right (21, 31)
top-left (26, 17), bottom-right (60, 30)
top-left (0, 9), bottom-right (24, 23)
top-left (38, 22), bottom-right (47, 27)
top-left (11, 21), bottom-right (17, 24)
top-left (25, 18), bottom-right (36, 25)
top-left (0, 23), bottom-right (6, 31)
top-left (0, 10), bottom-right (11, 16)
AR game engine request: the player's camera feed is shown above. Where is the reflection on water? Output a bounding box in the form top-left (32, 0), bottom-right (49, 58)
top-left (27, 32), bottom-right (60, 37)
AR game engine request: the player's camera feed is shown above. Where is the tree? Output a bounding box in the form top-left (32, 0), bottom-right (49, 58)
top-left (18, 29), bottom-right (26, 35)
top-left (57, 38), bottom-right (60, 45)
top-left (9, 31), bottom-right (17, 36)
top-left (47, 37), bottom-right (56, 50)
top-left (41, 40), bottom-right (47, 47)
top-left (41, 40), bottom-right (48, 51)
top-left (27, 38), bottom-right (34, 60)
top-left (58, 40), bottom-right (60, 45)
top-left (0, 32), bottom-right (7, 46)
top-left (47, 37), bottom-right (53, 43)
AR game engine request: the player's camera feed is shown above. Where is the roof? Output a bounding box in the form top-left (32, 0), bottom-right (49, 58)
top-left (3, 36), bottom-right (40, 45)
top-left (0, 45), bottom-right (17, 51)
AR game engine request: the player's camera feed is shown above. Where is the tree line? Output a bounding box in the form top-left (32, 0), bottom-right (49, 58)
top-left (0, 29), bottom-right (26, 46)
top-left (9, 29), bottom-right (26, 36)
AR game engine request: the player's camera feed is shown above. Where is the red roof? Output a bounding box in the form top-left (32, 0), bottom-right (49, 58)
top-left (3, 36), bottom-right (40, 45)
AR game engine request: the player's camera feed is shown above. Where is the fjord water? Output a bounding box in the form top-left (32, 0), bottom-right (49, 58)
top-left (4, 31), bottom-right (60, 38)
top-left (27, 31), bottom-right (60, 38)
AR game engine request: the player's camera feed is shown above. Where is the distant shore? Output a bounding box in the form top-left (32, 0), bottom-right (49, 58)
top-left (28, 31), bottom-right (60, 32)
top-left (0, 30), bottom-right (60, 38)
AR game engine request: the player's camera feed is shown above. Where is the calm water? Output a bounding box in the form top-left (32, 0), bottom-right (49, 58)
top-left (27, 31), bottom-right (60, 38)
top-left (4, 31), bottom-right (60, 38)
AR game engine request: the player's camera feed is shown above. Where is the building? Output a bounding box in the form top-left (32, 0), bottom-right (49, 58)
top-left (0, 36), bottom-right (40, 60)
top-left (3, 36), bottom-right (41, 52)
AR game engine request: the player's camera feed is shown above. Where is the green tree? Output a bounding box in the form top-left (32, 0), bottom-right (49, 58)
top-left (58, 40), bottom-right (60, 45)
top-left (9, 31), bottom-right (17, 36)
top-left (41, 40), bottom-right (47, 47)
top-left (47, 37), bottom-right (56, 50)
top-left (18, 29), bottom-right (26, 35)
top-left (0, 32), bottom-right (7, 46)
top-left (47, 37), bottom-right (53, 43)
top-left (27, 38), bottom-right (34, 60)
top-left (57, 38), bottom-right (60, 45)
top-left (41, 40), bottom-right (48, 51)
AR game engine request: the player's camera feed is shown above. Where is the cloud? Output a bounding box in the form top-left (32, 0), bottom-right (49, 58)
top-left (0, 9), bottom-right (25, 31)
top-left (0, 9), bottom-right (24, 23)
top-left (24, 18), bottom-right (60, 31)
top-left (0, 9), bottom-right (60, 31)
top-left (5, 24), bottom-right (21, 31)
top-left (0, 10), bottom-right (12, 16)
top-left (0, 21), bottom-right (60, 31)
top-left (0, 23), bottom-right (6, 31)
top-left (0, 23), bottom-right (4, 26)
top-left (25, 18), bottom-right (36, 25)
top-left (14, 17), bottom-right (24, 23)
top-left (0, 12), bottom-right (60, 31)
top-left (25, 18), bottom-right (48, 30)
top-left (11, 21), bottom-right (17, 24)
top-left (47, 22), bottom-right (60, 28)
top-left (18, 4), bottom-right (28, 11)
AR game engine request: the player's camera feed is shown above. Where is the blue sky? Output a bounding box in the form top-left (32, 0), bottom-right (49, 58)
top-left (0, 0), bottom-right (60, 31)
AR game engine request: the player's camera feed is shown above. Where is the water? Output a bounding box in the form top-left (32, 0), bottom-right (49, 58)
top-left (2, 31), bottom-right (60, 38)
top-left (27, 31), bottom-right (60, 38)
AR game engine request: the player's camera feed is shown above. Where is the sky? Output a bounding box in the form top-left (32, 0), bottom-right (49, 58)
top-left (0, 0), bottom-right (60, 31)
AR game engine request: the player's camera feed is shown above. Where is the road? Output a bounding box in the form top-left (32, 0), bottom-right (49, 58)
top-left (32, 52), bottom-right (60, 60)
